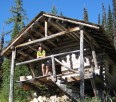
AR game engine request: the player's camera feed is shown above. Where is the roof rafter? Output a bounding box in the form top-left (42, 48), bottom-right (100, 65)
top-left (16, 27), bottom-right (80, 48)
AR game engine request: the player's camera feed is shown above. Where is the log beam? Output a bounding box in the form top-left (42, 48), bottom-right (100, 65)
top-left (43, 14), bottom-right (100, 29)
top-left (29, 63), bottom-right (35, 77)
top-left (80, 30), bottom-right (84, 102)
top-left (55, 21), bottom-right (79, 41)
top-left (9, 47), bottom-right (16, 102)
top-left (18, 51), bottom-right (34, 59)
top-left (45, 21), bottom-right (48, 37)
top-left (16, 27), bottom-right (80, 48)
top-left (16, 50), bottom-right (80, 66)
top-left (31, 28), bottom-right (57, 47)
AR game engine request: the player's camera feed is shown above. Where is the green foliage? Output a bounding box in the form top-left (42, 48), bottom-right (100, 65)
top-left (6, 0), bottom-right (28, 39)
top-left (13, 65), bottom-right (30, 102)
top-left (60, 12), bottom-right (63, 16)
top-left (51, 5), bottom-right (58, 15)
top-left (102, 3), bottom-right (107, 29)
top-left (106, 5), bottom-right (113, 40)
top-left (0, 1), bottom-right (30, 101)
top-left (0, 59), bottom-right (10, 102)
top-left (98, 14), bottom-right (101, 25)
top-left (0, 59), bottom-right (30, 102)
top-left (112, 0), bottom-right (116, 48)
top-left (84, 7), bottom-right (89, 21)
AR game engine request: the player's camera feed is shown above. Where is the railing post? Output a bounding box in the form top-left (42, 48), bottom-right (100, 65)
top-left (9, 46), bottom-right (16, 102)
top-left (80, 29), bottom-right (84, 102)
top-left (51, 55), bottom-right (57, 82)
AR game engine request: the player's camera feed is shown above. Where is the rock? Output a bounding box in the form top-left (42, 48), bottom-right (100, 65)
top-left (38, 96), bottom-right (43, 102)
top-left (33, 98), bottom-right (38, 102)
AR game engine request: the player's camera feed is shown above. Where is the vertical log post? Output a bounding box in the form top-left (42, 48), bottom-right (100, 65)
top-left (51, 55), bottom-right (57, 82)
top-left (9, 46), bottom-right (16, 102)
top-left (45, 21), bottom-right (48, 37)
top-left (80, 30), bottom-right (84, 102)
top-left (29, 63), bottom-right (35, 77)
top-left (91, 44), bottom-right (98, 96)
top-left (91, 44), bottom-right (99, 72)
top-left (90, 79), bottom-right (97, 97)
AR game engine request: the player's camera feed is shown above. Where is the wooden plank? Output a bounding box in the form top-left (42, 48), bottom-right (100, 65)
top-left (29, 63), bottom-right (35, 77)
top-left (45, 21), bottom-right (48, 37)
top-left (16, 27), bottom-right (80, 48)
top-left (51, 55), bottom-right (57, 82)
top-left (80, 30), bottom-right (84, 102)
top-left (16, 56), bottom-right (51, 66)
top-left (9, 47), bottom-right (16, 102)
top-left (27, 33), bottom-right (51, 51)
top-left (43, 14), bottom-right (100, 29)
top-left (90, 79), bottom-right (98, 97)
top-left (55, 21), bottom-right (79, 41)
top-left (35, 21), bottom-right (53, 35)
top-left (62, 73), bottom-right (93, 82)
top-left (91, 44), bottom-right (99, 71)
top-left (18, 51), bottom-right (34, 59)
top-left (31, 28), bottom-right (57, 47)
top-left (55, 58), bottom-right (77, 73)
top-left (84, 30), bottom-right (99, 48)
top-left (28, 46), bottom-right (37, 52)
top-left (55, 21), bottom-right (90, 45)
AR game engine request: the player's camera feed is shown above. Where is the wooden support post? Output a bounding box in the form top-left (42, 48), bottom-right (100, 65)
top-left (29, 63), bottom-right (35, 77)
top-left (45, 21), bottom-right (48, 37)
top-left (9, 47), bottom-right (16, 102)
top-left (90, 79), bottom-right (98, 97)
top-left (80, 30), bottom-right (84, 102)
top-left (91, 44), bottom-right (99, 72)
top-left (51, 55), bottom-right (57, 82)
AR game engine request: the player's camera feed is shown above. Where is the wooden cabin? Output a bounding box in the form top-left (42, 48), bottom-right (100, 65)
top-left (2, 11), bottom-right (116, 102)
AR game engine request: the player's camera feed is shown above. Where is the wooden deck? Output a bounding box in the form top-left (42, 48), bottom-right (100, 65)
top-left (17, 72), bottom-right (93, 84)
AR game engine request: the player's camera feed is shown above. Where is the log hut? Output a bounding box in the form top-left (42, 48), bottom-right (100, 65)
top-left (1, 11), bottom-right (116, 102)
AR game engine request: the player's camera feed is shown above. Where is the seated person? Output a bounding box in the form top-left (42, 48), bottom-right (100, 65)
top-left (37, 46), bottom-right (51, 76)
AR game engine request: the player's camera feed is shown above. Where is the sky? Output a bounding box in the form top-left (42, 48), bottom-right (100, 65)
top-left (0, 0), bottom-right (112, 42)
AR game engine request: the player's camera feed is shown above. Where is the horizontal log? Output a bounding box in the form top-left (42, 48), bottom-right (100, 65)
top-left (43, 14), bottom-right (100, 29)
top-left (31, 28), bottom-right (57, 47)
top-left (18, 51), bottom-right (34, 59)
top-left (55, 21), bottom-right (79, 41)
top-left (16, 27), bottom-right (80, 48)
top-left (16, 56), bottom-right (51, 66)
top-left (16, 50), bottom-right (80, 66)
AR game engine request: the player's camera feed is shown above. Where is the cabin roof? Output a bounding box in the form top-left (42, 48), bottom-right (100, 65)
top-left (2, 11), bottom-right (116, 63)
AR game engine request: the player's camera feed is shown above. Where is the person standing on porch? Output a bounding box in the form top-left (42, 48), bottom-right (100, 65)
top-left (37, 45), bottom-right (51, 76)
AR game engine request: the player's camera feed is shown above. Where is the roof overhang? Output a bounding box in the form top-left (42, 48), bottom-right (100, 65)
top-left (2, 11), bottom-right (116, 63)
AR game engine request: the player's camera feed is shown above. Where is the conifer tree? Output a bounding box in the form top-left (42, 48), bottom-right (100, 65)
top-left (84, 7), bottom-right (89, 21)
top-left (6, 0), bottom-right (27, 39)
top-left (106, 5), bottom-right (113, 40)
top-left (0, 24), bottom-right (5, 87)
top-left (102, 3), bottom-right (107, 30)
top-left (113, 0), bottom-right (116, 49)
top-left (51, 5), bottom-right (57, 15)
top-left (98, 13), bottom-right (101, 25)
top-left (60, 12), bottom-right (63, 16)
top-left (0, 0), bottom-right (29, 101)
